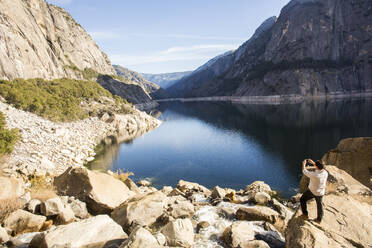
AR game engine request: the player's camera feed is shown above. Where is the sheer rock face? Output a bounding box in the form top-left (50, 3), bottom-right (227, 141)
top-left (322, 137), bottom-right (372, 189)
top-left (167, 0), bottom-right (372, 99)
top-left (0, 0), bottom-right (115, 81)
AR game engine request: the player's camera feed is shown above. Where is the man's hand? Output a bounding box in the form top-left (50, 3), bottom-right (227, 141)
top-left (302, 159), bottom-right (307, 167)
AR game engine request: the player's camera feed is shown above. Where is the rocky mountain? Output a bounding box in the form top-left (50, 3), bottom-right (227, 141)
top-left (167, 0), bottom-right (372, 99)
top-left (141, 71), bottom-right (192, 89)
top-left (0, 0), bottom-right (115, 80)
top-left (113, 65), bottom-right (160, 95)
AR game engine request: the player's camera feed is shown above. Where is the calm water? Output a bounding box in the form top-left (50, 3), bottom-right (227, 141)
top-left (90, 98), bottom-right (372, 197)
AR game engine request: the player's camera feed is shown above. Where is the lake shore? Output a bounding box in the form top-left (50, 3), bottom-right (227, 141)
top-left (157, 91), bottom-right (372, 104)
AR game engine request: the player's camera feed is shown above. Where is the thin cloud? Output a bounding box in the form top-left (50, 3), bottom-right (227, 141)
top-left (88, 31), bottom-right (120, 41)
top-left (110, 44), bottom-right (239, 66)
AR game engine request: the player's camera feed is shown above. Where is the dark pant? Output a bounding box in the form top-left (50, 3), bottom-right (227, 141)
top-left (300, 189), bottom-right (323, 220)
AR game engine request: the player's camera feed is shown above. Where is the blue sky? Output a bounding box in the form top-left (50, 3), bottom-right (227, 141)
top-left (47, 0), bottom-right (290, 74)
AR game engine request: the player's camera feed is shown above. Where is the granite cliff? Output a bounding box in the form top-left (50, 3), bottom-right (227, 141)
top-left (141, 71), bottom-right (192, 89)
top-left (167, 0), bottom-right (372, 99)
top-left (0, 0), bottom-right (115, 80)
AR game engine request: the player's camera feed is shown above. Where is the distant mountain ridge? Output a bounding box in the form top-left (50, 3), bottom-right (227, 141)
top-left (0, 0), bottom-right (115, 80)
top-left (166, 0), bottom-right (372, 99)
top-left (141, 71), bottom-right (192, 89)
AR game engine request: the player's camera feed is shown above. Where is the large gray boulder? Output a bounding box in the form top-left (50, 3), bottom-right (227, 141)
top-left (40, 197), bottom-right (65, 216)
top-left (222, 221), bottom-right (255, 248)
top-left (161, 218), bottom-right (194, 247)
top-left (236, 206), bottom-right (280, 224)
top-left (322, 137), bottom-right (372, 189)
top-left (119, 226), bottom-right (161, 248)
top-left (111, 191), bottom-right (167, 232)
top-left (29, 215), bottom-right (127, 248)
top-left (0, 176), bottom-right (24, 200)
top-left (3, 209), bottom-right (46, 235)
top-left (54, 167), bottom-right (136, 214)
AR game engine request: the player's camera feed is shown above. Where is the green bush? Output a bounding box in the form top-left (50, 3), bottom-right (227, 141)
top-left (0, 78), bottom-right (128, 122)
top-left (0, 112), bottom-right (18, 155)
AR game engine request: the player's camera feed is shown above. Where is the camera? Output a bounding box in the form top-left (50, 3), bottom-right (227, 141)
top-left (305, 159), bottom-right (313, 167)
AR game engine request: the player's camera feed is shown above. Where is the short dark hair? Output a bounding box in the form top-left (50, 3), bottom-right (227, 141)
top-left (315, 160), bottom-right (324, 170)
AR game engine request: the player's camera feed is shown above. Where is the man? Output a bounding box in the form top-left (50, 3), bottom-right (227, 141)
top-left (300, 159), bottom-right (328, 223)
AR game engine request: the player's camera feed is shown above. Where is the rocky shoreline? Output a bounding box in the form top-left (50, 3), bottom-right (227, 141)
top-left (0, 133), bottom-right (371, 247)
top-left (0, 100), bottom-right (161, 177)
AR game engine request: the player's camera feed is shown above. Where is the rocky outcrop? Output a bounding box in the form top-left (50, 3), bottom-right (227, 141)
top-left (287, 165), bottom-right (372, 248)
top-left (113, 65), bottom-right (160, 94)
top-left (322, 137), bottom-right (372, 189)
top-left (54, 166), bottom-right (136, 215)
top-left (0, 101), bottom-right (161, 176)
top-left (29, 215), bottom-right (127, 248)
top-left (0, 0), bottom-right (115, 81)
top-left (167, 0), bottom-right (372, 99)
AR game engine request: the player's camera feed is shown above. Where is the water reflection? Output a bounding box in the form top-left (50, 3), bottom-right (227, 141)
top-left (92, 98), bottom-right (372, 197)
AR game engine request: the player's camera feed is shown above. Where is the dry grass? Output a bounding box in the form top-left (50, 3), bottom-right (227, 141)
top-left (111, 169), bottom-right (134, 183)
top-left (0, 197), bottom-right (25, 223)
top-left (29, 175), bottom-right (57, 201)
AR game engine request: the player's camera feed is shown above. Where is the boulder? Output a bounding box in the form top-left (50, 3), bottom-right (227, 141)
top-left (137, 179), bottom-right (151, 187)
top-left (177, 180), bottom-right (211, 196)
top-left (286, 167), bottom-right (372, 247)
top-left (54, 167), bottom-right (136, 214)
top-left (3, 210), bottom-right (46, 235)
top-left (0, 176), bottom-right (24, 200)
top-left (165, 196), bottom-right (195, 219)
top-left (119, 226), bottom-right (161, 248)
top-left (111, 191), bottom-right (167, 232)
top-left (245, 181), bottom-right (271, 194)
top-left (222, 221), bottom-right (255, 248)
top-left (124, 178), bottom-right (141, 194)
top-left (161, 218), bottom-right (194, 247)
top-left (0, 226), bottom-right (9, 243)
top-left (56, 204), bottom-right (75, 224)
top-left (269, 199), bottom-right (294, 232)
top-left (254, 192), bottom-right (271, 205)
top-left (154, 232), bottom-right (167, 246)
top-left (236, 206), bottom-right (280, 224)
top-left (211, 186), bottom-right (226, 199)
top-left (66, 197), bottom-right (89, 219)
top-left (27, 199), bottom-right (41, 214)
top-left (29, 215), bottom-right (127, 248)
top-left (322, 137), bottom-right (372, 189)
top-left (6, 232), bottom-right (41, 248)
top-left (40, 197), bottom-right (64, 216)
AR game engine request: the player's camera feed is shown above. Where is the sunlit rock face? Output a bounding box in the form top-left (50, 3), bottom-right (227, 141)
top-left (167, 0), bottom-right (372, 99)
top-left (0, 0), bottom-right (115, 80)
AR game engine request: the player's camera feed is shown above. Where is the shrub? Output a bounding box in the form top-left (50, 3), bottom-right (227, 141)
top-left (0, 78), bottom-right (130, 122)
top-left (111, 169), bottom-right (134, 183)
top-left (0, 112), bottom-right (18, 155)
top-left (0, 198), bottom-right (25, 223)
top-left (29, 175), bottom-right (57, 201)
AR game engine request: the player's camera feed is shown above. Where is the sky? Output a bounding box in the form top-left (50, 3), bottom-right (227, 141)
top-left (47, 0), bottom-right (290, 74)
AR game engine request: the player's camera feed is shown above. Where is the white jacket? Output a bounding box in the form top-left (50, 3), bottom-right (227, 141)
top-left (303, 168), bottom-right (328, 196)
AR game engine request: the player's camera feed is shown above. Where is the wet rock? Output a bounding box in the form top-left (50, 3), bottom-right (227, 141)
top-left (54, 167), bottom-right (136, 214)
top-left (29, 215), bottom-right (127, 248)
top-left (222, 221), bottom-right (255, 248)
top-left (4, 210), bottom-right (46, 235)
top-left (111, 191), bottom-right (167, 232)
top-left (236, 206), bottom-right (279, 224)
top-left (119, 226), bottom-right (160, 248)
top-left (254, 192), bottom-right (271, 205)
top-left (161, 218), bottom-right (194, 247)
top-left (218, 207), bottom-right (236, 220)
top-left (0, 176), bottom-right (25, 200)
top-left (196, 221), bottom-right (210, 233)
top-left (40, 197), bottom-right (64, 216)
top-left (166, 196), bottom-right (195, 219)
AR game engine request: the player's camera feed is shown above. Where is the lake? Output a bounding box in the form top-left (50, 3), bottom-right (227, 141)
top-left (90, 98), bottom-right (372, 197)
